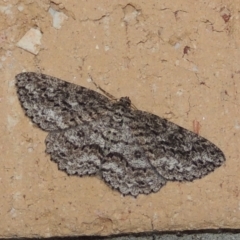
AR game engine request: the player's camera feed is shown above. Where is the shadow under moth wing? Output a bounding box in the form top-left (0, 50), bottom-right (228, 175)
top-left (16, 72), bottom-right (225, 196)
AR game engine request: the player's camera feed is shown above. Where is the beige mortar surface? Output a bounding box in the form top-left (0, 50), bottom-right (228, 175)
top-left (1, 0), bottom-right (239, 238)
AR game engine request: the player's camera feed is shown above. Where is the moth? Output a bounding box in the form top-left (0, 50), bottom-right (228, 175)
top-left (16, 72), bottom-right (225, 196)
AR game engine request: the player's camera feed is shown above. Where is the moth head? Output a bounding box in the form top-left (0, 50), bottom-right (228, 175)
top-left (119, 97), bottom-right (131, 108)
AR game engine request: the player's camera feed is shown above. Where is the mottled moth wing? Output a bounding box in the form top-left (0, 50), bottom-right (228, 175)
top-left (126, 111), bottom-right (225, 181)
top-left (16, 72), bottom-right (225, 196)
top-left (16, 72), bottom-right (110, 131)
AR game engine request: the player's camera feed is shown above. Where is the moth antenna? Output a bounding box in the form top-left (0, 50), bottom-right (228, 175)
top-left (88, 74), bottom-right (117, 101)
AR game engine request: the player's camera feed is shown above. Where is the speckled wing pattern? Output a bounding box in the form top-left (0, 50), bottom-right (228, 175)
top-left (16, 72), bottom-right (225, 196)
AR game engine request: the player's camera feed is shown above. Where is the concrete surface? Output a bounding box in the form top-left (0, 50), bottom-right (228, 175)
top-left (1, 0), bottom-right (240, 238)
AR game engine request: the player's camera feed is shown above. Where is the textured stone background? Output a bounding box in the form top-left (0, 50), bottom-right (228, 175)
top-left (1, 0), bottom-right (239, 238)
